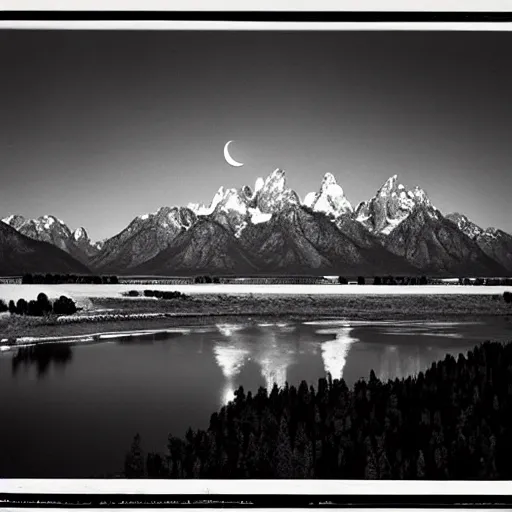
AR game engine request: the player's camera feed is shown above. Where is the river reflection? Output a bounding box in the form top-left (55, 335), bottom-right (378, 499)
top-left (320, 327), bottom-right (358, 381)
top-left (12, 343), bottom-right (73, 377)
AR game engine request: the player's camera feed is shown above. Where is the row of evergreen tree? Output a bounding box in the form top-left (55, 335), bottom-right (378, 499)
top-left (123, 289), bottom-right (186, 299)
top-left (0, 293), bottom-right (77, 316)
top-left (338, 276), bottom-right (430, 285)
top-left (21, 274), bottom-right (119, 285)
top-left (459, 278), bottom-right (512, 286)
top-left (194, 276), bottom-right (221, 284)
top-left (124, 340), bottom-right (512, 480)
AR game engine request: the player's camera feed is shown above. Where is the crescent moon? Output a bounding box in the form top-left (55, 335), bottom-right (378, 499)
top-left (224, 140), bottom-right (244, 167)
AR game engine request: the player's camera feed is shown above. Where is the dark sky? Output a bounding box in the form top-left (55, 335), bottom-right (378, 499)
top-left (1, 29), bottom-right (511, 241)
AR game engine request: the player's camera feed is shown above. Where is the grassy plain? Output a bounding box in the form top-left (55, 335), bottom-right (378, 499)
top-left (0, 292), bottom-right (510, 341)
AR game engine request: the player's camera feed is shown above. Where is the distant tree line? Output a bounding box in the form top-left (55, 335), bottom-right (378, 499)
top-left (21, 274), bottom-right (119, 285)
top-left (125, 340), bottom-right (512, 480)
top-left (460, 278), bottom-right (512, 286)
top-left (194, 276), bottom-right (221, 284)
top-left (3, 293), bottom-right (77, 316)
top-left (338, 276), bottom-right (429, 285)
top-left (122, 290), bottom-right (187, 300)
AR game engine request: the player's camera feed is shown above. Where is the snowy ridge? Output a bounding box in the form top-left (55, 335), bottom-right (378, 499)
top-left (303, 172), bottom-right (353, 218)
top-left (355, 175), bottom-right (436, 235)
top-left (445, 213), bottom-right (484, 240)
top-left (1, 213), bottom-right (101, 262)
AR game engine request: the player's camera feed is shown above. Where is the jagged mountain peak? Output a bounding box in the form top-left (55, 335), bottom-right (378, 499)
top-left (304, 171), bottom-right (353, 218)
top-left (378, 174), bottom-right (400, 195)
top-left (356, 176), bottom-right (434, 235)
top-left (445, 212), bottom-right (484, 240)
top-left (73, 227), bottom-right (89, 241)
top-left (2, 213), bottom-right (100, 264)
top-left (321, 172), bottom-right (338, 187)
top-left (2, 214), bottom-right (27, 230)
top-left (256, 168), bottom-right (300, 214)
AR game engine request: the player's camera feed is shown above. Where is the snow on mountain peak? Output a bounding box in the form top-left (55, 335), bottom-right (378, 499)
top-left (445, 212), bottom-right (484, 240)
top-left (303, 172), bottom-right (353, 218)
top-left (322, 172), bottom-right (338, 188)
top-left (254, 177), bottom-right (264, 193)
top-left (73, 227), bottom-right (88, 241)
top-left (256, 168), bottom-right (299, 214)
top-left (378, 175), bottom-right (399, 196)
top-left (356, 176), bottom-right (435, 235)
top-left (218, 188), bottom-right (248, 216)
top-left (2, 214), bottom-right (27, 230)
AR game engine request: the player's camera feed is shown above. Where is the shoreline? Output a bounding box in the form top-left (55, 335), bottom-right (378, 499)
top-left (1, 311), bottom-right (508, 350)
top-left (1, 293), bottom-right (510, 345)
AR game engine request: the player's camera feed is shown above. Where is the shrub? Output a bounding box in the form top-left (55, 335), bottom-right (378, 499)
top-left (27, 300), bottom-right (42, 316)
top-left (373, 276), bottom-right (382, 285)
top-left (53, 296), bottom-right (77, 315)
top-left (162, 291), bottom-right (183, 300)
top-left (338, 277), bottom-right (348, 285)
top-left (357, 276), bottom-right (365, 285)
top-left (141, 289), bottom-right (185, 300)
top-left (504, 291), bottom-right (512, 304)
top-left (16, 298), bottom-right (28, 315)
top-left (37, 293), bottom-right (53, 315)
top-left (8, 300), bottom-right (16, 315)
top-left (0, 299), bottom-right (8, 313)
top-left (124, 290), bottom-right (140, 297)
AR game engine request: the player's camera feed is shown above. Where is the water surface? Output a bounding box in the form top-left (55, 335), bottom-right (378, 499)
top-left (1, 316), bottom-right (510, 477)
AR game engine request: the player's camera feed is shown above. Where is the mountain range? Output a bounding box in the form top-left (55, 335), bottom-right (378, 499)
top-left (1, 170), bottom-right (510, 277)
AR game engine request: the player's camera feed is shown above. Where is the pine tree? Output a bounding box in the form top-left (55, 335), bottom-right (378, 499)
top-left (275, 415), bottom-right (293, 478)
top-left (416, 450), bottom-right (426, 479)
top-left (125, 433), bottom-right (146, 478)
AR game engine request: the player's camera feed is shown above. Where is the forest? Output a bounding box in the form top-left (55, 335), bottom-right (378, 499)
top-left (125, 340), bottom-right (512, 479)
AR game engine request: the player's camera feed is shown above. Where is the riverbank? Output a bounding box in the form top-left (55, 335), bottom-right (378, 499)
top-left (0, 293), bottom-right (510, 343)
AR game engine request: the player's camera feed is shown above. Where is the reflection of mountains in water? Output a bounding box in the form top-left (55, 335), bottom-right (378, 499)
top-left (320, 327), bottom-right (359, 381)
top-left (213, 323), bottom-right (351, 396)
top-left (211, 322), bottom-right (469, 397)
top-left (12, 343), bottom-right (73, 377)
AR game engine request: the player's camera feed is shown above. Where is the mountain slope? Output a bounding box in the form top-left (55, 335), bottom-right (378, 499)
top-left (446, 213), bottom-right (512, 272)
top-left (90, 207), bottom-right (196, 273)
top-left (445, 213), bottom-right (484, 240)
top-left (239, 205), bottom-right (417, 276)
top-left (0, 222), bottom-right (91, 276)
top-left (384, 206), bottom-right (507, 276)
top-left (474, 228), bottom-right (512, 273)
top-left (132, 218), bottom-right (260, 275)
top-left (2, 214), bottom-right (99, 265)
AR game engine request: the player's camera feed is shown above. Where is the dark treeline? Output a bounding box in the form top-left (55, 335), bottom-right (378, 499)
top-left (2, 293), bottom-right (77, 316)
top-left (338, 276), bottom-right (429, 285)
top-left (125, 341), bottom-right (512, 480)
top-left (21, 273), bottom-right (119, 285)
top-left (460, 278), bottom-right (512, 286)
top-left (194, 276), bottom-right (221, 284)
top-left (337, 276), bottom-right (512, 286)
top-left (123, 290), bottom-right (187, 299)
